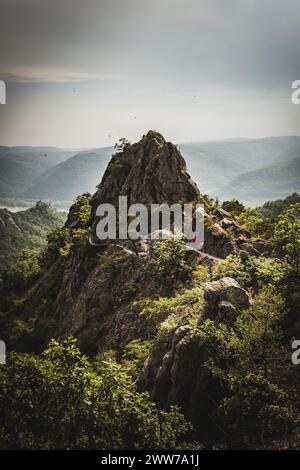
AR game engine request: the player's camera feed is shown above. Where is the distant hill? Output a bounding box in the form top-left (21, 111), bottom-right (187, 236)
top-left (256, 193), bottom-right (300, 218)
top-left (0, 201), bottom-right (66, 273)
top-left (1, 136), bottom-right (300, 208)
top-left (22, 148), bottom-right (113, 204)
top-left (0, 146), bottom-right (75, 197)
top-left (181, 136), bottom-right (300, 196)
top-left (218, 155), bottom-right (300, 206)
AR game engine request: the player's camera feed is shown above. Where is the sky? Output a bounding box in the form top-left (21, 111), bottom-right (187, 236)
top-left (0, 0), bottom-right (300, 147)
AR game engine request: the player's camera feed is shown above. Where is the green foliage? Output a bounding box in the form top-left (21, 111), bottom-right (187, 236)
top-left (212, 254), bottom-right (285, 290)
top-left (236, 194), bottom-right (300, 242)
top-left (45, 226), bottom-right (72, 259)
top-left (274, 204), bottom-right (300, 318)
top-left (212, 254), bottom-right (251, 288)
top-left (192, 264), bottom-right (210, 283)
top-left (223, 227), bottom-right (235, 241)
top-left (236, 208), bottom-right (275, 239)
top-left (118, 281), bottom-right (138, 301)
top-left (247, 256), bottom-right (285, 288)
top-left (44, 224), bottom-right (88, 261)
top-left (257, 193), bottom-right (300, 219)
top-left (122, 339), bottom-right (152, 378)
top-left (153, 235), bottom-right (192, 280)
top-left (0, 338), bottom-right (193, 450)
top-left (139, 288), bottom-right (204, 349)
top-left (72, 193), bottom-right (92, 228)
top-left (139, 288), bottom-right (203, 326)
top-left (222, 199), bottom-right (246, 217)
top-left (274, 203), bottom-right (300, 276)
top-left (194, 288), bottom-right (293, 445)
top-left (97, 251), bottom-right (123, 274)
top-left (2, 249), bottom-right (41, 292)
top-left (0, 204), bottom-right (66, 274)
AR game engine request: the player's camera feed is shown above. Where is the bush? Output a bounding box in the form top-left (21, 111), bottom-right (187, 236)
top-left (97, 251), bottom-right (123, 274)
top-left (45, 227), bottom-right (72, 260)
top-left (212, 254), bottom-right (251, 288)
top-left (236, 208), bottom-right (275, 239)
top-left (153, 235), bottom-right (191, 281)
top-left (122, 339), bottom-right (152, 378)
top-left (138, 287), bottom-right (204, 350)
top-left (274, 203), bottom-right (300, 277)
top-left (212, 254), bottom-right (285, 290)
top-left (222, 199), bottom-right (246, 217)
top-left (71, 193), bottom-right (92, 228)
top-left (192, 265), bottom-right (210, 283)
top-left (2, 249), bottom-right (41, 292)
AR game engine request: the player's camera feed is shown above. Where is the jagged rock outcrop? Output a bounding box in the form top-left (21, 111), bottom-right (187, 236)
top-left (92, 130), bottom-right (205, 208)
top-left (138, 276), bottom-right (250, 431)
top-left (90, 130), bottom-right (207, 243)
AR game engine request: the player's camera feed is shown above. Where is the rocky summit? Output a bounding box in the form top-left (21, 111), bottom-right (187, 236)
top-left (92, 130), bottom-right (205, 208)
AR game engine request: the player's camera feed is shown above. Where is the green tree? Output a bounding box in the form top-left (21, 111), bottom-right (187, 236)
top-left (153, 235), bottom-right (191, 281)
top-left (195, 288), bottom-right (293, 446)
top-left (222, 199), bottom-right (246, 217)
top-left (2, 249), bottom-right (41, 292)
top-left (274, 203), bottom-right (300, 276)
top-left (0, 338), bottom-right (193, 450)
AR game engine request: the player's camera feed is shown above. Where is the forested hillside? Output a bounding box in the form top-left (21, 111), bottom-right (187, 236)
top-left (0, 201), bottom-right (66, 274)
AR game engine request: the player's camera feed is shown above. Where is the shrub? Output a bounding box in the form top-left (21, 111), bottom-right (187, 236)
top-left (212, 254), bottom-right (251, 288)
top-left (138, 288), bottom-right (204, 350)
top-left (72, 193), bottom-right (92, 228)
top-left (192, 265), bottom-right (210, 283)
top-left (274, 203), bottom-right (300, 276)
top-left (122, 339), bottom-right (152, 378)
top-left (2, 249), bottom-right (41, 292)
top-left (97, 251), bottom-right (123, 275)
top-left (153, 235), bottom-right (191, 280)
top-left (222, 199), bottom-right (246, 217)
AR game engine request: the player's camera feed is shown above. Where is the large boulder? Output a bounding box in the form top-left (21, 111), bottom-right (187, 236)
top-left (203, 277), bottom-right (250, 323)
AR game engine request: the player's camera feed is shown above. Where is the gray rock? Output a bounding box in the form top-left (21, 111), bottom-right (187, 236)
top-left (203, 277), bottom-right (250, 321)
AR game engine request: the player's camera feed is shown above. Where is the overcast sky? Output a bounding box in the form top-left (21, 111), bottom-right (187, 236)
top-left (0, 0), bottom-right (299, 147)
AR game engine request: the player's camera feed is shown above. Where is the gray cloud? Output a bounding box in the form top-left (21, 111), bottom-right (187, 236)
top-left (1, 0), bottom-right (299, 87)
top-left (0, 0), bottom-right (299, 146)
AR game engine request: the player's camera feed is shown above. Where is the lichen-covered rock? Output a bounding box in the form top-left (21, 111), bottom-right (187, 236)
top-left (203, 277), bottom-right (250, 321)
top-left (138, 324), bottom-right (222, 435)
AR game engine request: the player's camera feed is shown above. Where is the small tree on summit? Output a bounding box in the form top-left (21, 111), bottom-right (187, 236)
top-left (114, 137), bottom-right (131, 152)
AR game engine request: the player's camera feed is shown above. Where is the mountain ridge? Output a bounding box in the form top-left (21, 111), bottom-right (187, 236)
top-left (1, 135), bottom-right (300, 207)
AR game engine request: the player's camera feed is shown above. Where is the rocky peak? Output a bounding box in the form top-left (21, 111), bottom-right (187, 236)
top-left (91, 130), bottom-right (205, 211)
top-left (31, 200), bottom-right (53, 213)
